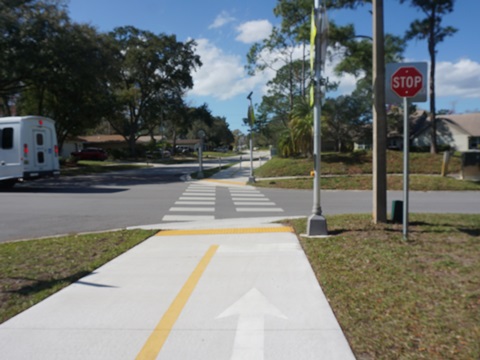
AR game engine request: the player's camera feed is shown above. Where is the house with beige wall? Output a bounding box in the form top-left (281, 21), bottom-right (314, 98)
top-left (412, 113), bottom-right (480, 151)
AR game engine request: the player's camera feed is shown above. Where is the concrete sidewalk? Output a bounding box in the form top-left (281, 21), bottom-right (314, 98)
top-left (0, 156), bottom-right (355, 360)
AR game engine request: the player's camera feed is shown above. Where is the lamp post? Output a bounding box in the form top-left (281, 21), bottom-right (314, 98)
top-left (247, 91), bottom-right (255, 183)
top-left (307, 0), bottom-right (328, 236)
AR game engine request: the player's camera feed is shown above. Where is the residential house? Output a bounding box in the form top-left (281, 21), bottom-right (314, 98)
top-left (353, 110), bottom-right (428, 151)
top-left (62, 134), bottom-right (202, 158)
top-left (412, 113), bottom-right (480, 151)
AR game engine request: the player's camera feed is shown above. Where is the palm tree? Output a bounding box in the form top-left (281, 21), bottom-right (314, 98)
top-left (290, 96), bottom-right (314, 157)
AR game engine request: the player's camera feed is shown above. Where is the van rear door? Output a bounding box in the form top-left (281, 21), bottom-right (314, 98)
top-left (32, 128), bottom-right (55, 170)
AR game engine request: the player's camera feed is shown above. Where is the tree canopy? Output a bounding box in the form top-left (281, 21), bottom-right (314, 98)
top-left (1, 1), bottom-right (217, 154)
top-left (400, 0), bottom-right (457, 153)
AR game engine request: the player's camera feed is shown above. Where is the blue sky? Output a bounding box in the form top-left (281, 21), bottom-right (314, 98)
top-left (67, 0), bottom-right (480, 132)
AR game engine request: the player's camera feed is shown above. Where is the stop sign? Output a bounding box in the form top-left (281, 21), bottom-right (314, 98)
top-left (391, 66), bottom-right (423, 98)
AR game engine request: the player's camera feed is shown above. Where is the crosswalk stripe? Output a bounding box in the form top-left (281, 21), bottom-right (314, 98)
top-left (182, 192), bottom-right (216, 197)
top-left (229, 193), bottom-right (265, 197)
top-left (175, 201), bottom-right (215, 205)
top-left (236, 208), bottom-right (284, 212)
top-left (162, 215), bottom-right (215, 221)
top-left (179, 196), bottom-right (215, 201)
top-left (170, 207), bottom-right (215, 212)
top-left (234, 202), bottom-right (276, 206)
top-left (229, 190), bottom-right (261, 193)
top-left (232, 197), bottom-right (270, 201)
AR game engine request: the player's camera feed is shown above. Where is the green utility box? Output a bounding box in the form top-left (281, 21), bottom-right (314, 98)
top-left (391, 200), bottom-right (403, 224)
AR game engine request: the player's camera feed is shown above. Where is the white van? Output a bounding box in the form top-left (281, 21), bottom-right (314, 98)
top-left (0, 116), bottom-right (60, 188)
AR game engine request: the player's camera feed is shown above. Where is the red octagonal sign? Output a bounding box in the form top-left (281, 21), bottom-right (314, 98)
top-left (391, 66), bottom-right (423, 98)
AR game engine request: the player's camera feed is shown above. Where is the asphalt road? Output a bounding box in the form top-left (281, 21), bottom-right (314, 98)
top-left (0, 163), bottom-right (478, 243)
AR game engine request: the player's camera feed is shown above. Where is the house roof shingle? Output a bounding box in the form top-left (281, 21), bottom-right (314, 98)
top-left (438, 113), bottom-right (480, 136)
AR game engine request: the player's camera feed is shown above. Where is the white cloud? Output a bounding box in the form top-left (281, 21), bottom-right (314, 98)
top-left (190, 39), bottom-right (360, 102)
top-left (436, 59), bottom-right (480, 98)
top-left (209, 11), bottom-right (235, 29)
top-left (192, 39), bottom-right (480, 105)
top-left (235, 20), bottom-right (272, 44)
top-left (190, 38), bottom-right (271, 100)
top-left (255, 44), bottom-right (360, 98)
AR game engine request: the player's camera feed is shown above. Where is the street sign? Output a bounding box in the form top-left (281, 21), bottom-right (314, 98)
top-left (385, 62), bottom-right (428, 104)
top-left (385, 62), bottom-right (428, 241)
top-left (391, 66), bottom-right (423, 98)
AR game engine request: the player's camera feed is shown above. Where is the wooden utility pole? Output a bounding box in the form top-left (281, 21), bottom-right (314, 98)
top-left (372, 0), bottom-right (387, 223)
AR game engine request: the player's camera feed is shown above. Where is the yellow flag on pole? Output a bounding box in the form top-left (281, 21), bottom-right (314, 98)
top-left (310, 7), bottom-right (317, 107)
top-left (310, 7), bottom-right (316, 73)
top-left (248, 105), bottom-right (255, 125)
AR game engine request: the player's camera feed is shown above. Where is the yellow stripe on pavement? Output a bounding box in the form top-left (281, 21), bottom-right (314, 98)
top-left (135, 245), bottom-right (219, 360)
top-left (155, 226), bottom-right (294, 237)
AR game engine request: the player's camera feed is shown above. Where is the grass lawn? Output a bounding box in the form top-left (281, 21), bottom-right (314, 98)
top-left (286, 214), bottom-right (480, 360)
top-left (60, 160), bottom-right (148, 176)
top-left (1, 215), bottom-right (477, 359)
top-left (254, 151), bottom-right (479, 191)
top-left (255, 175), bottom-right (480, 191)
top-left (0, 230), bottom-right (155, 324)
top-left (254, 151), bottom-right (463, 177)
top-left (10, 153), bottom-right (474, 359)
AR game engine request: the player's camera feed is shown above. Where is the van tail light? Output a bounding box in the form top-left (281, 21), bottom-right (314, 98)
top-left (24, 143), bottom-right (29, 156)
top-left (54, 145), bottom-right (59, 156)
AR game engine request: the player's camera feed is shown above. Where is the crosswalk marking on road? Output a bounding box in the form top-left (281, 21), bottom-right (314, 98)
top-left (179, 196), bottom-right (215, 200)
top-left (175, 201), bottom-right (215, 205)
top-left (161, 183), bottom-right (285, 222)
top-left (162, 184), bottom-right (218, 222)
top-left (233, 202), bottom-right (276, 206)
top-left (229, 187), bottom-right (283, 213)
top-left (231, 197), bottom-right (270, 201)
top-left (181, 192), bottom-right (215, 196)
top-left (236, 208), bottom-right (284, 212)
top-left (170, 207), bottom-right (215, 212)
top-left (162, 215), bottom-right (215, 221)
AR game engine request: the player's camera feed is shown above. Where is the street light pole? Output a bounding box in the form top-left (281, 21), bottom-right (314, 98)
top-left (247, 91), bottom-right (255, 183)
top-left (197, 129), bottom-right (206, 179)
top-left (307, 0), bottom-right (328, 236)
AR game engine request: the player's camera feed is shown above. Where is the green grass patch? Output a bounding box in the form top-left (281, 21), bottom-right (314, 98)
top-left (254, 151), bottom-right (462, 177)
top-left (0, 230), bottom-right (155, 324)
top-left (255, 175), bottom-right (480, 191)
top-left (286, 214), bottom-right (480, 360)
top-left (61, 161), bottom-right (148, 176)
top-left (203, 151), bottom-right (240, 158)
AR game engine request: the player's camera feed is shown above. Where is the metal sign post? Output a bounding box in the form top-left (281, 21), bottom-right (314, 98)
top-left (386, 62), bottom-right (428, 240)
top-left (402, 96), bottom-right (410, 240)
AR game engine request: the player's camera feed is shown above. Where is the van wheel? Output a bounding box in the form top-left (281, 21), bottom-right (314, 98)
top-left (0, 179), bottom-right (17, 189)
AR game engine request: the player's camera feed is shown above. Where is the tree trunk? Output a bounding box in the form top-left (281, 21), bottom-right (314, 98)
top-left (429, 6), bottom-right (437, 154)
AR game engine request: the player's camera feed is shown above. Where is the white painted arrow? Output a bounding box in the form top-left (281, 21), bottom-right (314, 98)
top-left (216, 288), bottom-right (287, 360)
